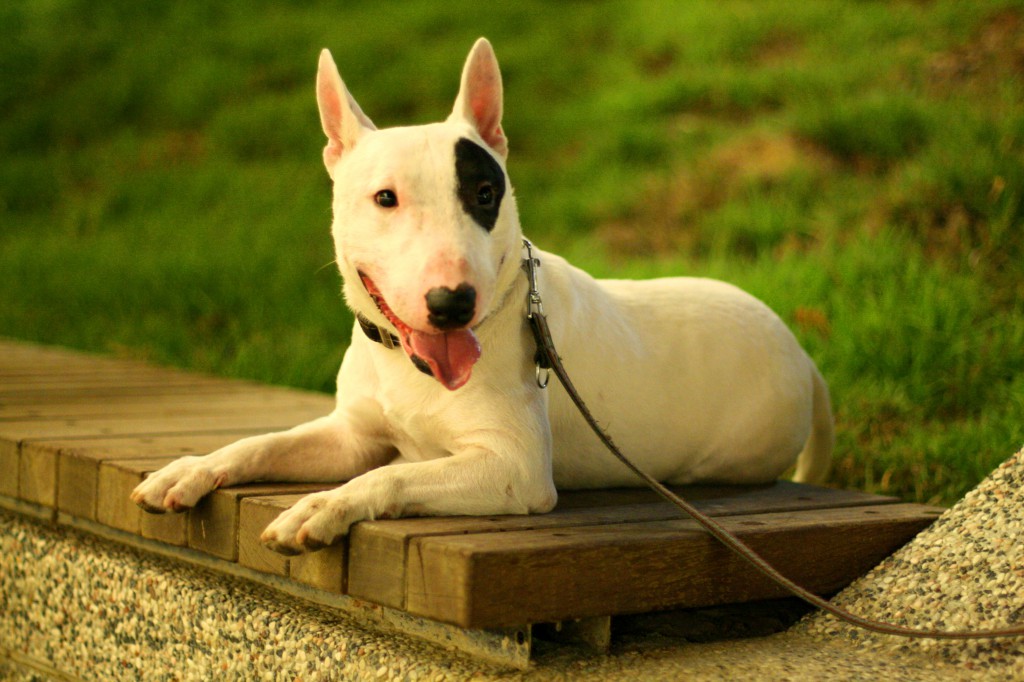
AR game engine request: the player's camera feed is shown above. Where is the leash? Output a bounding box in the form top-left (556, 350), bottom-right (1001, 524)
top-left (520, 238), bottom-right (1024, 640)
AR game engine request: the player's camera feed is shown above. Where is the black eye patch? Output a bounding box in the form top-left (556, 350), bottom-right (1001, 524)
top-left (454, 138), bottom-right (505, 232)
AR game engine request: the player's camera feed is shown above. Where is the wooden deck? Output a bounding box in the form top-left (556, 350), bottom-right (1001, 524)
top-left (0, 338), bottom-right (943, 633)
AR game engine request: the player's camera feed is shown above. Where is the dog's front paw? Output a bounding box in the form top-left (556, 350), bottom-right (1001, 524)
top-left (260, 491), bottom-right (359, 555)
top-left (130, 456), bottom-right (226, 513)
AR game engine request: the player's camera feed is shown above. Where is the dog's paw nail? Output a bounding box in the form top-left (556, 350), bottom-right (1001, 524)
top-left (271, 543), bottom-right (303, 556)
top-left (163, 494), bottom-right (190, 513)
top-left (262, 534), bottom-right (302, 556)
top-left (302, 537), bottom-right (328, 552)
top-left (135, 499), bottom-right (167, 514)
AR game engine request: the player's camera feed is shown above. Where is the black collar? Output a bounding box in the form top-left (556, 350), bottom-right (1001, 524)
top-left (356, 314), bottom-right (400, 349)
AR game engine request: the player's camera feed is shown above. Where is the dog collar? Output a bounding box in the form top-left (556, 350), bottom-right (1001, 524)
top-left (356, 314), bottom-right (400, 349)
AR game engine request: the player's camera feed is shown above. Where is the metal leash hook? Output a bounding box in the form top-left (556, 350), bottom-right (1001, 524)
top-left (521, 238), bottom-right (551, 389)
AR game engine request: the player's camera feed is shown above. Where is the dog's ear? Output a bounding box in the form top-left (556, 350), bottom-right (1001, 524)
top-left (449, 38), bottom-right (508, 159)
top-left (317, 49), bottom-right (376, 176)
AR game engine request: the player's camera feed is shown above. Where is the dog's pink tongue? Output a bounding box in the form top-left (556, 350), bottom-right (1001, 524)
top-left (405, 329), bottom-right (482, 391)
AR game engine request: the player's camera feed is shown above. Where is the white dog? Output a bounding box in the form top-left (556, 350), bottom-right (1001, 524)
top-left (132, 39), bottom-right (833, 554)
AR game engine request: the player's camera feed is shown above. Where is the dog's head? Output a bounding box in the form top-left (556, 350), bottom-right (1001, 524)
top-left (316, 39), bottom-right (522, 391)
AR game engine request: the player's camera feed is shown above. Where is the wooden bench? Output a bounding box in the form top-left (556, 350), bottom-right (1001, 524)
top-left (0, 338), bottom-right (942, 659)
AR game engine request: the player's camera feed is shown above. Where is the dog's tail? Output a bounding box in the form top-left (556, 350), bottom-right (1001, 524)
top-left (792, 364), bottom-right (834, 485)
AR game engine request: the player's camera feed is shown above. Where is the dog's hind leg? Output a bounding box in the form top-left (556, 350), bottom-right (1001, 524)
top-left (130, 397), bottom-right (395, 513)
top-left (792, 365), bottom-right (834, 485)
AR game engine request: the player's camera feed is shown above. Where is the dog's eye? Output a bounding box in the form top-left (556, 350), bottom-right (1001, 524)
top-left (476, 182), bottom-right (494, 207)
top-left (374, 189), bottom-right (398, 208)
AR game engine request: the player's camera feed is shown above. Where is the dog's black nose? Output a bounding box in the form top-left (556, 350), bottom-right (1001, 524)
top-left (426, 284), bottom-right (476, 329)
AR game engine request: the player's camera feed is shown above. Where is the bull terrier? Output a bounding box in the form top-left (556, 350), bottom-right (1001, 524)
top-left (132, 38), bottom-right (833, 554)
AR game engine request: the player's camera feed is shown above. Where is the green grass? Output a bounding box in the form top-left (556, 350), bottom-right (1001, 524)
top-left (2, 0), bottom-right (1023, 505)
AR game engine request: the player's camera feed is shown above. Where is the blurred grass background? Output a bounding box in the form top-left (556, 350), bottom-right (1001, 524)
top-left (2, 0), bottom-right (1022, 505)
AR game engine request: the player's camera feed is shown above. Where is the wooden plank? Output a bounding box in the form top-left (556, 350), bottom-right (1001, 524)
top-left (0, 406), bottom-right (328, 443)
top-left (188, 483), bottom-right (330, 561)
top-left (0, 439), bottom-right (17, 497)
top-left (0, 363), bottom-right (195, 378)
top-left (349, 522), bottom-right (410, 608)
top-left (237, 492), bottom-right (348, 593)
top-left (18, 441), bottom-right (58, 508)
top-left (96, 456), bottom-right (181, 533)
top-left (112, 432), bottom-right (223, 458)
top-left (403, 503), bottom-right (942, 628)
top-left (50, 432), bottom-right (276, 520)
top-left (0, 363), bottom-right (159, 378)
top-left (238, 494), bottom-right (304, 575)
top-left (0, 372), bottom-right (232, 392)
top-left (0, 347), bottom-right (262, 397)
top-left (346, 482), bottom-right (898, 609)
top-left (0, 382), bottom-right (265, 402)
top-left (58, 443), bottom-right (122, 519)
top-left (291, 543), bottom-right (347, 594)
top-left (3, 405), bottom-right (328, 505)
top-left (0, 389), bottom-right (332, 420)
top-left (0, 344), bottom-right (156, 374)
top-left (95, 454), bottom-right (331, 554)
top-left (44, 428), bottom-right (303, 514)
top-left (547, 481), bottom-right (889, 509)
top-left (141, 505), bottom-right (190, 546)
top-left (0, 349), bottom-right (231, 376)
top-left (0, 351), bottom-right (227, 384)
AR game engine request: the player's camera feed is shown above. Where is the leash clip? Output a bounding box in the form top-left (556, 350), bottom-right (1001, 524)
top-left (522, 238), bottom-right (550, 388)
top-left (522, 238), bottom-right (544, 318)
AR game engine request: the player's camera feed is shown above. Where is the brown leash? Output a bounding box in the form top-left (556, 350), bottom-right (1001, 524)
top-left (521, 238), bottom-right (1024, 640)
